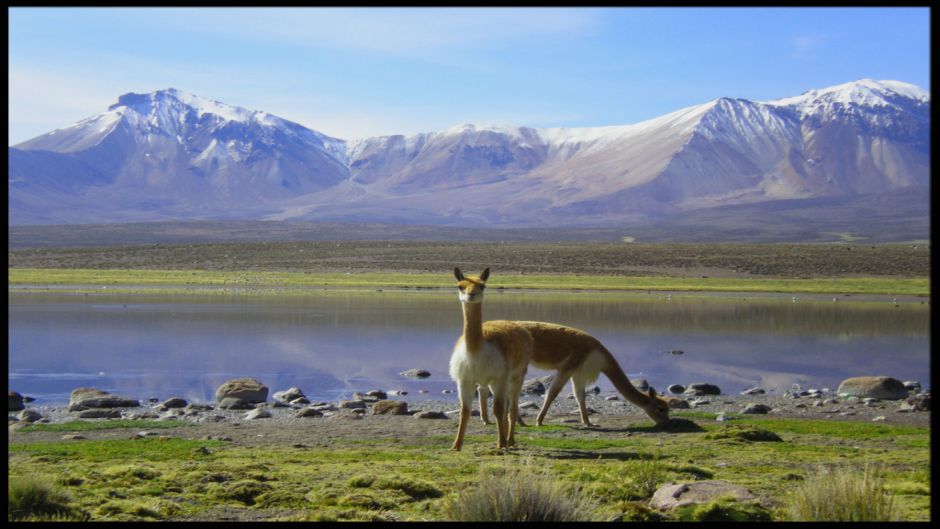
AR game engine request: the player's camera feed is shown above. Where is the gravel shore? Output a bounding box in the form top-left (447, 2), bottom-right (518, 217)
top-left (10, 388), bottom-right (930, 448)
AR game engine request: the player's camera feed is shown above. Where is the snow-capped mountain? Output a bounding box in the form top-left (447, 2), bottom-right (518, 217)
top-left (8, 80), bottom-right (930, 229)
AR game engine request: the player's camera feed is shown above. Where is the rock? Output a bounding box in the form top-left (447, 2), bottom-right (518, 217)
top-left (366, 390), bottom-right (388, 400)
top-left (126, 411), bottom-right (159, 420)
top-left (62, 434), bottom-right (87, 440)
top-left (414, 411), bottom-right (448, 419)
top-left (902, 380), bottom-right (921, 391)
top-left (295, 407), bottom-right (324, 418)
top-left (585, 385), bottom-right (601, 395)
top-left (288, 397), bottom-right (310, 406)
top-left (243, 408), bottom-right (271, 420)
top-left (631, 378), bottom-right (650, 392)
top-left (667, 384), bottom-right (685, 395)
top-left (17, 409), bottom-right (43, 423)
top-left (372, 400), bottom-right (409, 415)
top-left (519, 401), bottom-right (540, 409)
top-left (311, 404), bottom-right (338, 412)
top-left (69, 387), bottom-right (140, 408)
top-left (387, 390), bottom-right (408, 396)
top-left (650, 481), bottom-right (757, 511)
top-left (837, 376), bottom-right (908, 400)
top-left (339, 400), bottom-right (367, 410)
top-left (740, 387), bottom-right (765, 395)
top-left (741, 403), bottom-right (772, 414)
top-left (522, 375), bottom-right (554, 395)
top-left (685, 383), bottom-right (721, 396)
top-left (74, 408), bottom-right (122, 419)
top-left (441, 389), bottom-right (454, 395)
top-left (185, 403), bottom-right (214, 411)
top-left (215, 378), bottom-right (268, 404)
top-left (161, 397), bottom-right (188, 409)
top-left (218, 397), bottom-right (255, 410)
top-left (900, 392), bottom-right (930, 412)
top-left (665, 397), bottom-right (690, 409)
top-left (605, 395), bottom-right (620, 401)
top-left (352, 392), bottom-right (380, 403)
top-left (400, 369), bottom-right (431, 379)
top-left (9, 391), bottom-right (25, 412)
top-left (273, 387), bottom-right (306, 403)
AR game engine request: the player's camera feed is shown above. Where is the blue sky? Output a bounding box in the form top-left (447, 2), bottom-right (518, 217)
top-left (8, 6), bottom-right (931, 145)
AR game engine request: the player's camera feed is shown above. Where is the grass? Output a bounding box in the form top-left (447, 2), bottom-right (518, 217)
top-left (7, 415), bottom-right (930, 522)
top-left (8, 267), bottom-right (929, 296)
top-left (8, 475), bottom-right (87, 521)
top-left (18, 420), bottom-right (191, 433)
top-left (782, 464), bottom-right (897, 521)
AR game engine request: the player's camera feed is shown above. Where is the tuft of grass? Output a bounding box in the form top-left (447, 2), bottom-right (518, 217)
top-left (442, 463), bottom-right (600, 521)
top-left (783, 464), bottom-right (896, 521)
top-left (8, 475), bottom-right (85, 521)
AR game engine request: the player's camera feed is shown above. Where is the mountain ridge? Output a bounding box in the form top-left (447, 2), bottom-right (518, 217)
top-left (9, 79), bottom-right (930, 233)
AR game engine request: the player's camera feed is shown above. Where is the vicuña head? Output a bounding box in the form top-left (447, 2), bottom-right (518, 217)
top-left (454, 267), bottom-right (489, 304)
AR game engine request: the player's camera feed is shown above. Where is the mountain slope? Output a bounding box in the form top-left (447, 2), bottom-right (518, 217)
top-left (8, 80), bottom-right (930, 233)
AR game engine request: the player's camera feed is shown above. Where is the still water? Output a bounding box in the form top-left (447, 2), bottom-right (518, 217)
top-left (8, 290), bottom-right (930, 406)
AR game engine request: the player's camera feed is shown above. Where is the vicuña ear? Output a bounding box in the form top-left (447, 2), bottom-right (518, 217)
top-left (454, 267), bottom-right (465, 281)
top-left (480, 267), bottom-right (490, 282)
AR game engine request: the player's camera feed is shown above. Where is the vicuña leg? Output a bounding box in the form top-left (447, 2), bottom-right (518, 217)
top-left (477, 385), bottom-right (493, 425)
top-left (571, 378), bottom-right (594, 427)
top-left (451, 381), bottom-right (475, 451)
top-left (536, 373), bottom-right (571, 426)
top-left (491, 387), bottom-right (509, 449)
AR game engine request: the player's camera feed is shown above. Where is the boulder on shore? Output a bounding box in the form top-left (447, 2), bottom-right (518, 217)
top-left (9, 391), bottom-right (25, 412)
top-left (684, 383), bottom-right (721, 396)
top-left (372, 400), bottom-right (409, 415)
top-left (215, 378), bottom-right (268, 404)
top-left (69, 387), bottom-right (140, 409)
top-left (837, 376), bottom-right (908, 400)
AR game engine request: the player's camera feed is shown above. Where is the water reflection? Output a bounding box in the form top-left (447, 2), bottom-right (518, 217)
top-left (8, 291), bottom-right (930, 405)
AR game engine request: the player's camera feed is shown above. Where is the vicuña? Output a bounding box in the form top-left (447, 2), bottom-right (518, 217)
top-left (448, 268), bottom-right (670, 451)
top-left (449, 267), bottom-right (532, 450)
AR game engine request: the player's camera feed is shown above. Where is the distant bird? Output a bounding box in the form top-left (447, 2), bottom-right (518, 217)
top-left (792, 296), bottom-right (797, 302)
top-left (666, 349), bottom-right (684, 355)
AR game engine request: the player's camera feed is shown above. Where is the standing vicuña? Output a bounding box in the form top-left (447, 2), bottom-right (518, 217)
top-left (449, 267), bottom-right (532, 451)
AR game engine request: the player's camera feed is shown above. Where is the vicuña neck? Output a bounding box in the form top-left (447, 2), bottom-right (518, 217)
top-left (461, 302), bottom-right (484, 352)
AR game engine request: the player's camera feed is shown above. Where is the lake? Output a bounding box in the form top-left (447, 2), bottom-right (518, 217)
top-left (7, 289), bottom-right (930, 406)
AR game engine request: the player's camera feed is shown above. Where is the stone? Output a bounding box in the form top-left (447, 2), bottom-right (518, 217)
top-left (399, 369), bottom-right (431, 379)
top-left (684, 383), bottom-right (721, 396)
top-left (352, 392), bottom-right (380, 403)
top-left (75, 408), bottom-right (122, 419)
top-left (243, 408), bottom-right (271, 420)
top-left (288, 397), bottom-right (310, 406)
top-left (631, 378), bottom-right (650, 392)
top-left (741, 403), bottom-right (772, 414)
top-left (902, 380), bottom-right (921, 391)
top-left (651, 481), bottom-right (757, 511)
top-left (17, 408), bottom-right (43, 423)
top-left (62, 434), bottom-right (87, 440)
top-left (273, 387), bottom-right (306, 403)
top-left (837, 376), bottom-right (908, 400)
top-left (339, 400), bottom-right (367, 410)
top-left (665, 397), bottom-right (690, 409)
top-left (740, 387), bottom-right (765, 395)
top-left (218, 397), bottom-right (255, 410)
top-left (605, 395), bottom-right (620, 401)
top-left (161, 397), bottom-right (188, 408)
top-left (667, 384), bottom-right (685, 395)
top-left (215, 378), bottom-right (268, 404)
top-left (295, 407), bottom-right (324, 418)
top-left (9, 391), bottom-right (25, 412)
top-left (414, 411), bottom-right (448, 419)
top-left (69, 387), bottom-right (140, 408)
top-left (366, 390), bottom-right (388, 400)
top-left (519, 401), bottom-right (540, 409)
top-left (372, 400), bottom-right (409, 415)
top-left (522, 375), bottom-right (554, 395)
top-left (900, 392), bottom-right (930, 412)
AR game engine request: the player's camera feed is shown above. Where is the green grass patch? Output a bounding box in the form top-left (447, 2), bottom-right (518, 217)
top-left (19, 420), bottom-right (191, 433)
top-left (8, 267), bottom-right (929, 296)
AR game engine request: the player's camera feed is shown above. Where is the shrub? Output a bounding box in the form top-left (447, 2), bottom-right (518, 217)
top-left (441, 464), bottom-right (600, 521)
top-left (8, 475), bottom-right (82, 521)
top-left (675, 497), bottom-right (772, 522)
top-left (783, 464), bottom-right (896, 521)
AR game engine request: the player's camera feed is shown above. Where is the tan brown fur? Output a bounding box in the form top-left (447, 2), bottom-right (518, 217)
top-left (477, 321), bottom-right (670, 428)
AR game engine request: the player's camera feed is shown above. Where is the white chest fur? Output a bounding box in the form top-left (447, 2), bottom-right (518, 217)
top-left (449, 341), bottom-right (507, 386)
